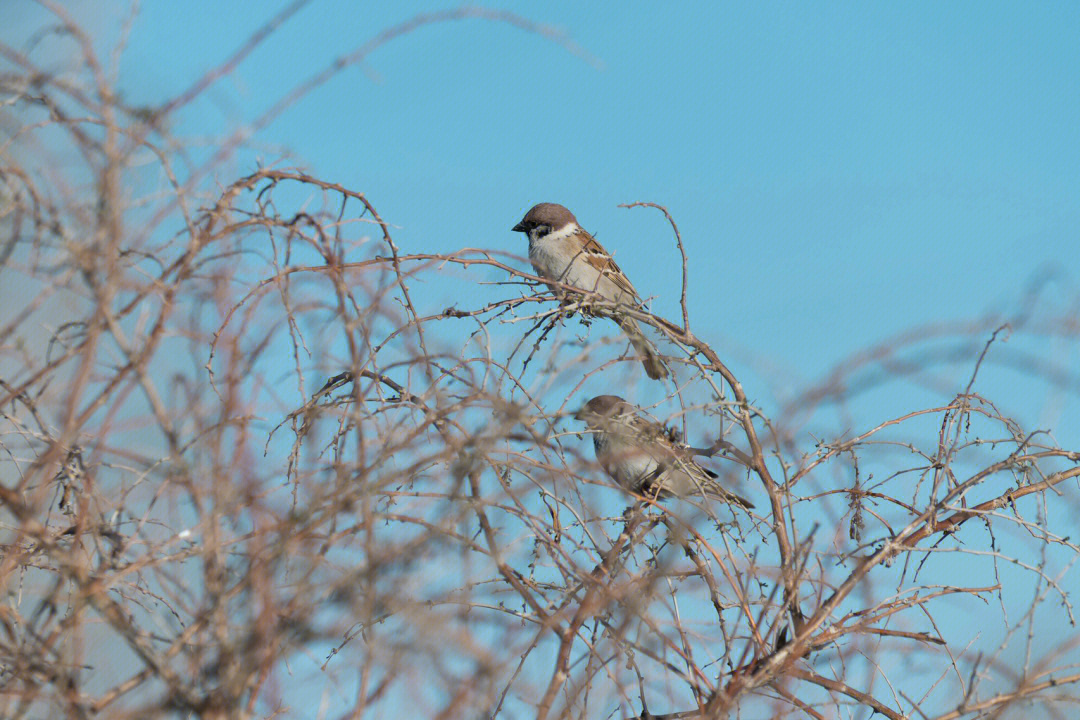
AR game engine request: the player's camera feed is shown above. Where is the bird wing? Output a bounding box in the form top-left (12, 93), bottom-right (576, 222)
top-left (576, 234), bottom-right (641, 301)
top-left (621, 415), bottom-right (681, 496)
top-left (637, 422), bottom-right (754, 507)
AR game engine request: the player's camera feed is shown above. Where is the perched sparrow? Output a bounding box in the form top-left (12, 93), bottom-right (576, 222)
top-left (512, 203), bottom-right (669, 380)
top-left (574, 394), bottom-right (753, 507)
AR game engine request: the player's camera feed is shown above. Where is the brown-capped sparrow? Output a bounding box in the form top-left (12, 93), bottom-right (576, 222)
top-left (512, 203), bottom-right (669, 380)
top-left (574, 394), bottom-right (753, 507)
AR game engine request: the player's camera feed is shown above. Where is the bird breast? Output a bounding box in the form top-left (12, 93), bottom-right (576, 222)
top-left (594, 430), bottom-right (660, 492)
top-left (528, 233), bottom-right (627, 303)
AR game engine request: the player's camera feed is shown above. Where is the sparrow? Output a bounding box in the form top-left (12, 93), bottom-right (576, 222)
top-left (574, 394), bottom-right (753, 507)
top-left (511, 203), bottom-right (669, 380)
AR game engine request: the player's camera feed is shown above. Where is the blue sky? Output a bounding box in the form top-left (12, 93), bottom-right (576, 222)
top-left (99, 1), bottom-right (1080, 419)
top-left (8, 1), bottom-right (1079, 716)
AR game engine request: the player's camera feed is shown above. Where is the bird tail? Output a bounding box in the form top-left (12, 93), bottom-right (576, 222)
top-left (700, 467), bottom-right (755, 508)
top-left (707, 485), bottom-right (755, 509)
top-left (618, 317), bottom-right (669, 380)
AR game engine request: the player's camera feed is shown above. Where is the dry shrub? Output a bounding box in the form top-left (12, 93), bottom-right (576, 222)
top-left (0, 6), bottom-right (1077, 719)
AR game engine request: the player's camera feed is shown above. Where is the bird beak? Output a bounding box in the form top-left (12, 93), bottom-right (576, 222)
top-left (573, 407), bottom-right (588, 422)
top-left (512, 221), bottom-right (527, 232)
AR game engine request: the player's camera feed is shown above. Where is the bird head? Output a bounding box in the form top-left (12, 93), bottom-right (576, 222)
top-left (573, 394), bottom-right (630, 428)
top-left (511, 202), bottom-right (577, 240)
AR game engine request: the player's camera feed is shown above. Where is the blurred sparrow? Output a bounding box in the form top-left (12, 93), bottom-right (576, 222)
top-left (512, 203), bottom-right (669, 380)
top-left (574, 394), bottom-right (753, 507)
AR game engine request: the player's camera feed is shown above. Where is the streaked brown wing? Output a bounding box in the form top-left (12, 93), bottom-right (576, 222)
top-left (627, 414), bottom-right (668, 443)
top-left (579, 234), bottom-right (640, 300)
top-left (626, 414), bottom-right (678, 493)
